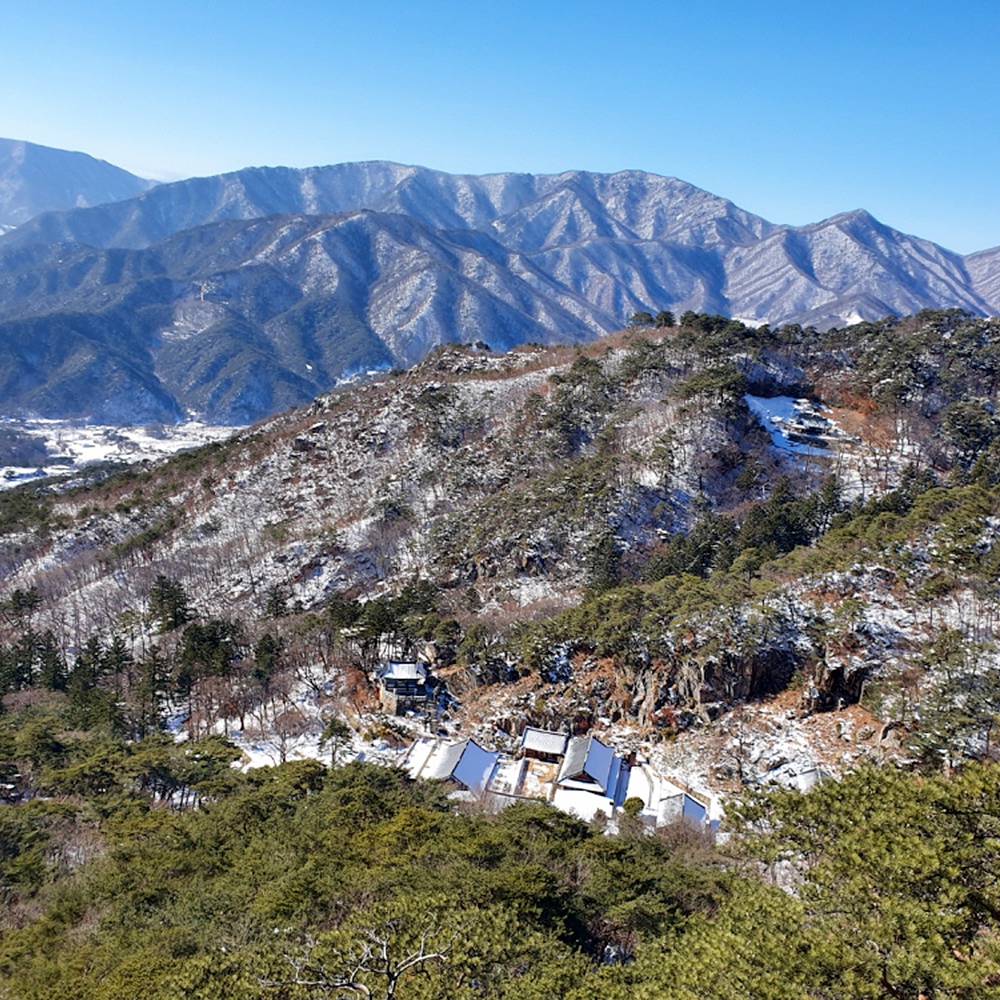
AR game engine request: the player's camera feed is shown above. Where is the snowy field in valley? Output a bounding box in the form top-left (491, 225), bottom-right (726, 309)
top-left (0, 418), bottom-right (242, 490)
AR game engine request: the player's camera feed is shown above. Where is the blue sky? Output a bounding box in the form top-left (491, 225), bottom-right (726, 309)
top-left (2, 0), bottom-right (998, 252)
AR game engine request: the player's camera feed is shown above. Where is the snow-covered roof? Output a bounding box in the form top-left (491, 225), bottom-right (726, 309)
top-left (403, 737), bottom-right (438, 779)
top-left (791, 767), bottom-right (829, 792)
top-left (657, 792), bottom-right (685, 826)
top-left (558, 735), bottom-right (618, 794)
top-left (682, 795), bottom-right (707, 824)
top-left (419, 740), bottom-right (467, 782)
top-left (488, 757), bottom-right (525, 797)
top-left (378, 661), bottom-right (427, 682)
top-left (656, 789), bottom-right (710, 827)
top-left (552, 787), bottom-right (613, 822)
top-left (743, 394), bottom-right (832, 456)
top-left (407, 737), bottom-right (499, 797)
top-left (608, 754), bottom-right (631, 808)
top-left (405, 737), bottom-right (715, 827)
top-left (559, 737), bottom-right (589, 783)
top-left (452, 740), bottom-right (500, 796)
top-left (521, 727), bottom-right (568, 757)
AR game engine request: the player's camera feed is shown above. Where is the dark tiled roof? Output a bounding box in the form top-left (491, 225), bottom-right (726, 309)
top-left (558, 736), bottom-right (619, 794)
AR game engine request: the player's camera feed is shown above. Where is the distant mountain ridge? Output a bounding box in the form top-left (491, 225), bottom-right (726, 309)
top-left (0, 138), bottom-right (154, 229)
top-left (1, 146), bottom-right (1000, 423)
top-left (0, 211), bottom-right (606, 423)
top-left (1, 161), bottom-right (776, 252)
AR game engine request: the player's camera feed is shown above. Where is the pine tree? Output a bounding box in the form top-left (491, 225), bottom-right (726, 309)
top-left (149, 575), bottom-right (193, 633)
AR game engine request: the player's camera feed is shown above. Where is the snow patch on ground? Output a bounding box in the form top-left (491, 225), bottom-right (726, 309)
top-left (505, 576), bottom-right (564, 607)
top-left (177, 658), bottom-right (417, 773)
top-left (743, 394), bottom-right (835, 456)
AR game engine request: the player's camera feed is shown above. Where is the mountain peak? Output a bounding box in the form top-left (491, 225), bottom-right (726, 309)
top-left (0, 137), bottom-right (154, 229)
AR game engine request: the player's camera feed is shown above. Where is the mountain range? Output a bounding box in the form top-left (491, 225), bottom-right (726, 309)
top-left (0, 138), bottom-right (153, 232)
top-left (1, 140), bottom-right (999, 423)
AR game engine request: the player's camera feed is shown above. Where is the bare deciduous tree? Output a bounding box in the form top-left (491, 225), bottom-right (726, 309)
top-left (262, 907), bottom-right (470, 1000)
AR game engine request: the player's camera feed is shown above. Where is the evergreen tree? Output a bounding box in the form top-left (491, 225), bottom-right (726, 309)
top-left (149, 575), bottom-right (193, 633)
top-left (318, 717), bottom-right (352, 767)
top-left (262, 583), bottom-right (288, 619)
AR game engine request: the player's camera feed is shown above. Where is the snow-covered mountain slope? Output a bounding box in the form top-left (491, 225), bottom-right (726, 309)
top-left (0, 162), bottom-right (772, 253)
top-left (2, 154), bottom-right (1000, 424)
top-left (723, 210), bottom-right (992, 326)
top-left (0, 212), bottom-right (606, 423)
top-left (965, 244), bottom-right (1000, 309)
top-left (0, 137), bottom-right (154, 229)
top-left (4, 159), bottom-right (987, 328)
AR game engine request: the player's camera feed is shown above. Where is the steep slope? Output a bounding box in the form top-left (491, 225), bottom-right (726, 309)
top-left (4, 160), bottom-right (982, 333)
top-left (965, 244), bottom-right (1000, 310)
top-left (0, 212), bottom-right (601, 422)
top-left (0, 137), bottom-right (154, 229)
top-left (488, 169), bottom-right (774, 251)
top-left (4, 315), bottom-right (1000, 764)
top-left (723, 210), bottom-right (990, 326)
top-left (0, 330), bottom-right (782, 645)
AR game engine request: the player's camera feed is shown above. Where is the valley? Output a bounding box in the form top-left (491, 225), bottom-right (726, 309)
top-left (0, 418), bottom-right (240, 490)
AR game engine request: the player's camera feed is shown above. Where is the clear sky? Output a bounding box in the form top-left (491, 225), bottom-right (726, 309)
top-left (2, 0), bottom-right (998, 252)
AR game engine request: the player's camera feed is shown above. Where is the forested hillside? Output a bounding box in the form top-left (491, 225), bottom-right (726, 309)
top-left (3, 309), bottom-right (1000, 740)
top-left (4, 309), bottom-right (1000, 996)
top-left (1, 755), bottom-right (998, 998)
